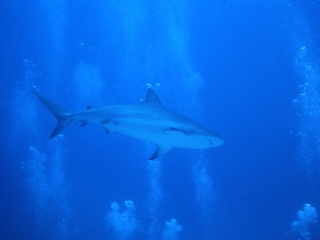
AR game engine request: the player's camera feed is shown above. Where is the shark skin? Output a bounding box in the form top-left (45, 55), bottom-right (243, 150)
top-left (33, 88), bottom-right (224, 160)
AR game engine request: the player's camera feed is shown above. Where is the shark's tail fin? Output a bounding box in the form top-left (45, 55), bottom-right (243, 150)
top-left (33, 90), bottom-right (73, 138)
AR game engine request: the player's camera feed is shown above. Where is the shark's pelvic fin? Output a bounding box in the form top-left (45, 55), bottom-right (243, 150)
top-left (143, 88), bottom-right (162, 106)
top-left (33, 90), bottom-right (72, 138)
top-left (149, 144), bottom-right (172, 160)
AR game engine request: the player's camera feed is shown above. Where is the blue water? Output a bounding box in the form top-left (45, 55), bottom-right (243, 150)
top-left (1, 0), bottom-right (320, 239)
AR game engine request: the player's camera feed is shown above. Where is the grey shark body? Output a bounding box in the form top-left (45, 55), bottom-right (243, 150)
top-left (34, 89), bottom-right (223, 160)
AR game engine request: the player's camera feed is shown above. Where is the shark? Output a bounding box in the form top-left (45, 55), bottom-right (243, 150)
top-left (33, 88), bottom-right (224, 160)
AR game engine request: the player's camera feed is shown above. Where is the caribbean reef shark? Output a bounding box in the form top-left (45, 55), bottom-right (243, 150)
top-left (33, 89), bottom-right (224, 160)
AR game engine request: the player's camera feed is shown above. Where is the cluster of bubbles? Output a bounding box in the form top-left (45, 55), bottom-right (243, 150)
top-left (106, 200), bottom-right (139, 240)
top-left (286, 1), bottom-right (320, 174)
top-left (13, 57), bottom-right (71, 239)
top-left (290, 204), bottom-right (318, 240)
top-left (106, 200), bottom-right (182, 240)
top-left (162, 218), bottom-right (182, 240)
top-left (23, 147), bottom-right (50, 211)
top-left (23, 142), bottom-right (71, 238)
top-left (192, 157), bottom-right (214, 218)
top-left (285, 3), bottom-right (320, 239)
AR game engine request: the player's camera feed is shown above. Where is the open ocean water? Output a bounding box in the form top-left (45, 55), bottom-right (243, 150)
top-left (1, 0), bottom-right (320, 239)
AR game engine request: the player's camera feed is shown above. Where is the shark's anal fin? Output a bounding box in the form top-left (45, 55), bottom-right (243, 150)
top-left (149, 144), bottom-right (172, 160)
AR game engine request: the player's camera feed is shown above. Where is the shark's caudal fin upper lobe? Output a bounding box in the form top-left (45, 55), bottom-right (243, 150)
top-left (33, 90), bottom-right (72, 138)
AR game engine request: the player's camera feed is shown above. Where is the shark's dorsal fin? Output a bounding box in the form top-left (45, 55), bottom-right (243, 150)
top-left (143, 88), bottom-right (162, 106)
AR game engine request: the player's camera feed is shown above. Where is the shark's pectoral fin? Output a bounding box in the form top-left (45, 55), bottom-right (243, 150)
top-left (149, 144), bottom-right (172, 160)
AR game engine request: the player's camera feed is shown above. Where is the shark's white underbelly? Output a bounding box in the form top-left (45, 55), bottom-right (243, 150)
top-left (105, 120), bottom-right (211, 149)
top-left (72, 103), bottom-right (221, 150)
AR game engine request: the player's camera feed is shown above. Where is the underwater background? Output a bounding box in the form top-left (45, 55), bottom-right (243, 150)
top-left (1, 0), bottom-right (320, 239)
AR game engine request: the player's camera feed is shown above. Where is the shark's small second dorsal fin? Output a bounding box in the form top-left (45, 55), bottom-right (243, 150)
top-left (143, 88), bottom-right (162, 106)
